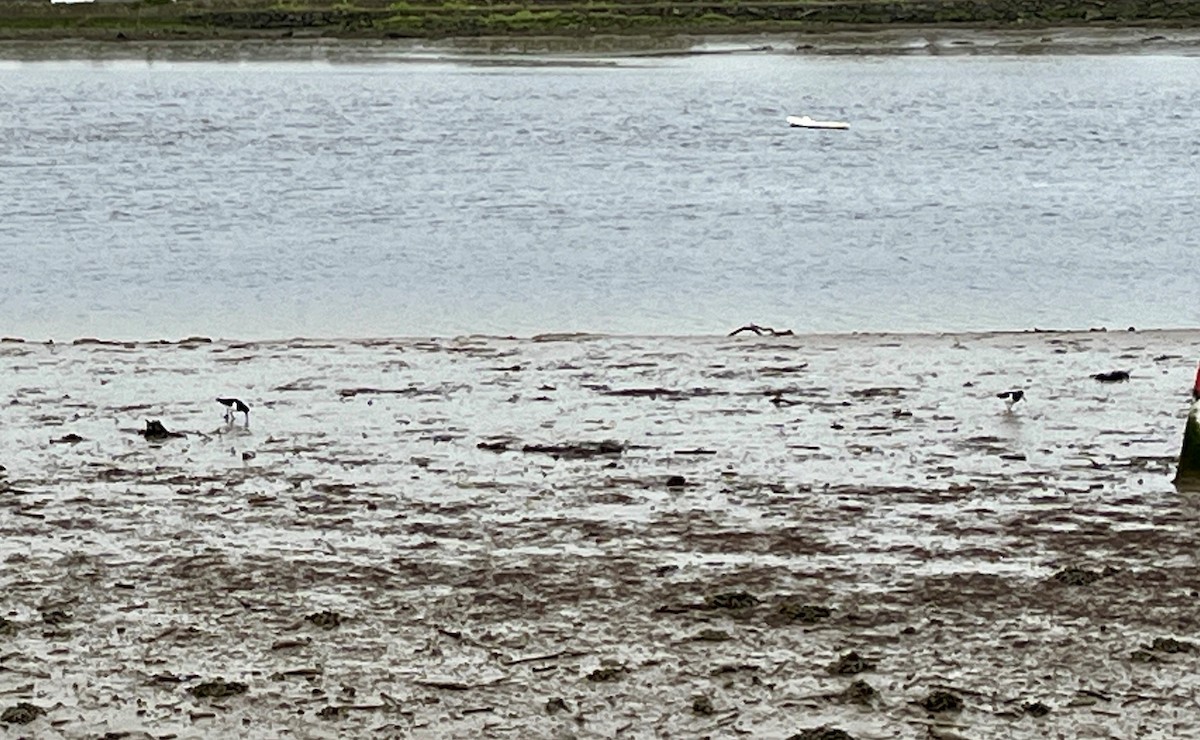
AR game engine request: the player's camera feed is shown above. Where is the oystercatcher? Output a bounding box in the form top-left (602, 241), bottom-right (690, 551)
top-left (217, 397), bottom-right (251, 424)
top-left (997, 389), bottom-right (1025, 411)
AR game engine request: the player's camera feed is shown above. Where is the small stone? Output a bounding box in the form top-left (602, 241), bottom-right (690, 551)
top-left (691, 694), bottom-right (715, 716)
top-left (1023, 701), bottom-right (1051, 717)
top-left (828, 651), bottom-right (874, 675)
top-left (316, 705), bottom-right (347, 720)
top-left (142, 420), bottom-right (184, 440)
top-left (545, 697), bottom-right (569, 714)
top-left (841, 679), bottom-right (877, 705)
top-left (918, 689), bottom-right (964, 713)
top-left (666, 475), bottom-right (687, 488)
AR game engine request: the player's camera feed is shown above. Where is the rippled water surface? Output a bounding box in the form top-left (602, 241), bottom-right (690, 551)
top-left (2, 46), bottom-right (1198, 339)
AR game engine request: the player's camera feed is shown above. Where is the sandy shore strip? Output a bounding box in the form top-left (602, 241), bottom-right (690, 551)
top-left (0, 27), bottom-right (1199, 62)
top-left (1, 330), bottom-right (1198, 738)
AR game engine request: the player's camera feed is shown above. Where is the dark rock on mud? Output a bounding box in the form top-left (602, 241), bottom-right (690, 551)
top-left (692, 694), bottom-right (715, 715)
top-left (41, 609), bottom-right (71, 625)
top-left (704, 591), bottom-right (759, 610)
top-left (477, 439), bottom-right (513, 452)
top-left (919, 689), bottom-right (964, 713)
top-left (788, 727), bottom-right (855, 740)
top-left (841, 679), bottom-right (877, 705)
top-left (141, 420), bottom-right (184, 440)
top-left (666, 474), bottom-right (687, 488)
top-left (520, 440), bottom-right (626, 460)
top-left (1, 702), bottom-right (46, 724)
top-left (828, 651), bottom-right (874, 675)
top-left (1149, 637), bottom-right (1195, 653)
top-left (601, 386), bottom-right (719, 399)
top-left (305, 610), bottom-right (344, 630)
top-left (545, 697), bottom-right (569, 714)
top-left (188, 678), bottom-right (249, 699)
top-left (1093, 370), bottom-right (1131, 383)
top-left (711, 663), bottom-right (760, 676)
top-left (693, 628), bottom-right (731, 642)
top-left (0, 616), bottom-right (15, 635)
top-left (773, 601), bottom-right (832, 624)
top-left (1050, 566), bottom-right (1114, 586)
top-left (585, 666), bottom-right (625, 682)
top-left (1023, 700), bottom-right (1052, 717)
top-left (50, 433), bottom-right (85, 444)
top-left (316, 705), bottom-right (348, 720)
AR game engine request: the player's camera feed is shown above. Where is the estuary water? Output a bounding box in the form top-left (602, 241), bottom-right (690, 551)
top-left (1, 40), bottom-right (1198, 340)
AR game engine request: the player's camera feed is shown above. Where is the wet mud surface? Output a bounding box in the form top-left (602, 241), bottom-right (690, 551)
top-left (1, 330), bottom-right (1199, 738)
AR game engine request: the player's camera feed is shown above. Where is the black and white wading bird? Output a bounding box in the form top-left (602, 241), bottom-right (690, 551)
top-left (996, 389), bottom-right (1025, 411)
top-left (217, 397), bottom-right (251, 425)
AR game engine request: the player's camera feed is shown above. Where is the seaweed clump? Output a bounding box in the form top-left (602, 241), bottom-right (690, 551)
top-left (1150, 637), bottom-right (1195, 654)
top-left (585, 665), bottom-right (625, 682)
top-left (773, 600), bottom-right (831, 624)
top-left (305, 610), bottom-right (344, 630)
top-left (188, 678), bottom-right (249, 699)
top-left (1050, 566), bottom-right (1116, 586)
top-left (1, 703), bottom-right (45, 725)
top-left (705, 591), bottom-right (759, 610)
top-left (693, 628), bottom-right (731, 642)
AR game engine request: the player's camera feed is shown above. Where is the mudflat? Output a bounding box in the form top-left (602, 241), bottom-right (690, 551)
top-left (1, 329), bottom-right (1197, 738)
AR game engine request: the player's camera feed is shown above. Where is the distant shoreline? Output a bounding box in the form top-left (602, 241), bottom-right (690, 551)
top-left (0, 26), bottom-right (1197, 61)
top-left (4, 326), bottom-right (1197, 348)
top-left (1, 0), bottom-right (1199, 45)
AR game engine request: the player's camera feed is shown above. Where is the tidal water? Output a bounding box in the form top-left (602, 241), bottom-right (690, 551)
top-left (1, 41), bottom-right (1198, 340)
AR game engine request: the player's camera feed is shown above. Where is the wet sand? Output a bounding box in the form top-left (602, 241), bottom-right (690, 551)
top-left (1, 330), bottom-right (1198, 738)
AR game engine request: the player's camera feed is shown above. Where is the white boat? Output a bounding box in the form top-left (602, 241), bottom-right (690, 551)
top-left (787, 115), bottom-right (849, 130)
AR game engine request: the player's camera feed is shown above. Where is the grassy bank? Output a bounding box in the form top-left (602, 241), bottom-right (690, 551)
top-left (0, 0), bottom-right (1198, 41)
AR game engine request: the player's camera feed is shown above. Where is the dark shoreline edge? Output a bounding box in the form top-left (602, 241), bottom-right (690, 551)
top-left (4, 326), bottom-right (1198, 348)
top-left (2, 0), bottom-right (1200, 47)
